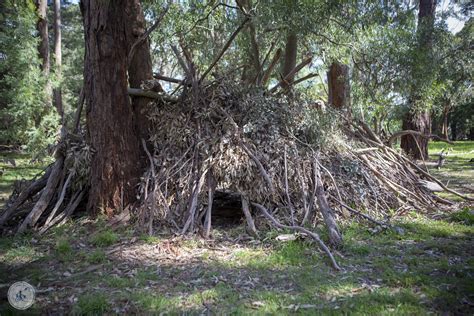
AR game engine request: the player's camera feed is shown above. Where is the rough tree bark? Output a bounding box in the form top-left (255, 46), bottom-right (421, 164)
top-left (401, 0), bottom-right (437, 160)
top-left (35, 0), bottom-right (52, 121)
top-left (36, 0), bottom-right (49, 75)
top-left (81, 0), bottom-right (142, 215)
top-left (53, 0), bottom-right (63, 121)
top-left (328, 61), bottom-right (351, 119)
top-left (124, 0), bottom-right (160, 156)
top-left (281, 31), bottom-right (297, 90)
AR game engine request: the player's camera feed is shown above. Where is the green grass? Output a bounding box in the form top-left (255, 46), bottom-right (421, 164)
top-left (56, 238), bottom-right (74, 261)
top-left (0, 144), bottom-right (472, 314)
top-left (449, 207), bottom-right (474, 225)
top-left (87, 249), bottom-right (107, 264)
top-left (0, 152), bottom-right (49, 208)
top-left (72, 293), bottom-right (109, 315)
top-left (89, 229), bottom-right (118, 247)
top-left (427, 140), bottom-right (474, 200)
top-left (428, 140), bottom-right (474, 158)
top-left (0, 213), bottom-right (471, 314)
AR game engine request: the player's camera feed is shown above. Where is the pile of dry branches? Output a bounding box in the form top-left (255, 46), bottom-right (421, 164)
top-left (1, 80), bottom-right (471, 271)
top-left (0, 129), bottom-right (91, 235)
top-left (131, 78), bottom-right (470, 270)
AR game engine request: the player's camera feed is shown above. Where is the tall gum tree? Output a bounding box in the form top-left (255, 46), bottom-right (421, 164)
top-left (400, 0), bottom-right (437, 159)
top-left (81, 0), bottom-right (142, 215)
top-left (53, 0), bottom-right (63, 121)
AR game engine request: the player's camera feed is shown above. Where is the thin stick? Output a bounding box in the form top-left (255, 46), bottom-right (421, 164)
top-left (171, 45), bottom-right (192, 79)
top-left (142, 138), bottom-right (158, 235)
top-left (127, 88), bottom-right (178, 102)
top-left (240, 142), bottom-right (274, 192)
top-left (261, 48), bottom-right (282, 86)
top-left (331, 196), bottom-right (387, 227)
top-left (128, 7), bottom-right (168, 65)
top-left (204, 170), bottom-right (216, 238)
top-left (283, 146), bottom-right (295, 225)
top-left (200, 17), bottom-right (250, 83)
top-left (241, 194), bottom-right (258, 237)
top-left (268, 56), bottom-right (312, 93)
top-left (73, 87), bottom-right (85, 133)
top-left (43, 172), bottom-right (73, 227)
top-left (252, 202), bottom-right (341, 271)
top-left (153, 73), bottom-right (187, 85)
top-left (287, 73), bottom-right (318, 88)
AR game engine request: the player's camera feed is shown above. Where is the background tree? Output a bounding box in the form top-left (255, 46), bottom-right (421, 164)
top-left (401, 0), bottom-right (438, 159)
top-left (53, 0), bottom-right (63, 121)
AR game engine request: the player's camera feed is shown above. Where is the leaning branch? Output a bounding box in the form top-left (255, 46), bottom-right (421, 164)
top-left (128, 88), bottom-right (178, 103)
top-left (252, 202), bottom-right (341, 271)
top-left (200, 17), bottom-right (250, 83)
top-left (387, 130), bottom-right (453, 147)
top-left (268, 56), bottom-right (312, 93)
top-left (128, 6), bottom-right (168, 64)
top-left (153, 73), bottom-right (189, 85)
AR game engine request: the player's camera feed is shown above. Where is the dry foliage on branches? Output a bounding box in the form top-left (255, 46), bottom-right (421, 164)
top-left (1, 79), bottom-right (467, 269)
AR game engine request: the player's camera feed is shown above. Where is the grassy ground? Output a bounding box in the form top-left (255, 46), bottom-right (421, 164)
top-left (427, 141), bottom-right (474, 200)
top-left (0, 213), bottom-right (472, 314)
top-left (0, 152), bottom-right (50, 209)
top-left (0, 143), bottom-right (473, 314)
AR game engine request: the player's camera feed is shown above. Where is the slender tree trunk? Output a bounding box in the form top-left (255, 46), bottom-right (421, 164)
top-left (125, 0), bottom-right (163, 175)
top-left (281, 31), bottom-right (297, 90)
top-left (401, 0), bottom-right (437, 159)
top-left (35, 0), bottom-right (52, 124)
top-left (125, 0), bottom-right (158, 139)
top-left (81, 0), bottom-right (142, 215)
top-left (327, 61), bottom-right (351, 119)
top-left (53, 0), bottom-right (63, 121)
top-left (36, 0), bottom-right (49, 75)
top-left (237, 0), bottom-right (260, 85)
top-left (451, 120), bottom-right (457, 140)
top-left (441, 102), bottom-right (450, 139)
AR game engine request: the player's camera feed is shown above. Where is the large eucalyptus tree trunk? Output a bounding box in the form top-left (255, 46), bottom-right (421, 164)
top-left (401, 0), bottom-right (437, 160)
top-left (81, 0), bottom-right (142, 215)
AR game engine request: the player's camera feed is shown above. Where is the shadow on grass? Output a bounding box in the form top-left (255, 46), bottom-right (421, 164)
top-left (0, 214), bottom-right (472, 315)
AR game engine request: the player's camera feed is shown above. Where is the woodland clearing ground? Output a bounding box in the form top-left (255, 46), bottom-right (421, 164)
top-left (0, 142), bottom-right (473, 314)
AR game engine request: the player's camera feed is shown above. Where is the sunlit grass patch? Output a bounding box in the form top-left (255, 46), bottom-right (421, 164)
top-left (0, 152), bottom-right (49, 208)
top-left (449, 207), bottom-right (474, 225)
top-left (428, 140), bottom-right (474, 156)
top-left (139, 234), bottom-right (161, 244)
top-left (131, 292), bottom-right (178, 313)
top-left (0, 238), bottom-right (42, 266)
top-left (72, 292), bottom-right (109, 315)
